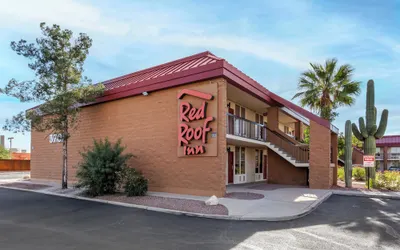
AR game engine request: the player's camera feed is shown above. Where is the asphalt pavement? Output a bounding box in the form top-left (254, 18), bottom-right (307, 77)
top-left (0, 188), bottom-right (399, 250)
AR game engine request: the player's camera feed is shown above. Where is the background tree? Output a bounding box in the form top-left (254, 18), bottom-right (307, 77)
top-left (292, 58), bottom-right (361, 122)
top-left (352, 135), bottom-right (363, 150)
top-left (0, 146), bottom-right (11, 159)
top-left (0, 23), bottom-right (104, 189)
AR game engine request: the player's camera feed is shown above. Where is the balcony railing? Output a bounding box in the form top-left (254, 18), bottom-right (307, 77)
top-left (375, 153), bottom-right (384, 160)
top-left (388, 153), bottom-right (400, 160)
top-left (227, 113), bottom-right (309, 163)
top-left (227, 113), bottom-right (267, 142)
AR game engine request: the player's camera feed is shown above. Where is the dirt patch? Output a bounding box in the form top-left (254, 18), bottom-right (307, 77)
top-left (0, 182), bottom-right (51, 190)
top-left (98, 194), bottom-right (228, 215)
top-left (333, 181), bottom-right (390, 192)
top-left (224, 192), bottom-right (264, 200)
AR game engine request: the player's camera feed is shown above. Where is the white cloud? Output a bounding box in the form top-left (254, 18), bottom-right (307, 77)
top-left (0, 0), bottom-right (130, 36)
top-left (156, 34), bottom-right (310, 69)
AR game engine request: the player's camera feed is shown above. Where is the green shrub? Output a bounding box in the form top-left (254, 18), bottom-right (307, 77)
top-left (352, 167), bottom-right (365, 181)
top-left (124, 168), bottom-right (148, 196)
top-left (76, 138), bottom-right (133, 197)
top-left (337, 167), bottom-right (345, 181)
top-left (375, 171), bottom-right (400, 191)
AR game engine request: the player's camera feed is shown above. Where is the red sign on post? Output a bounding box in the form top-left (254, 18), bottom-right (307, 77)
top-left (363, 155), bottom-right (375, 168)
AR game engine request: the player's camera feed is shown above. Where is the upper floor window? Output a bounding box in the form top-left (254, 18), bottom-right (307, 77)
top-left (255, 113), bottom-right (264, 125)
top-left (390, 147), bottom-right (400, 154)
top-left (235, 104), bottom-right (246, 118)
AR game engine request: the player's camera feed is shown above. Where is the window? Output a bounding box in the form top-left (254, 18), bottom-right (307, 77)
top-left (235, 104), bottom-right (246, 136)
top-left (235, 104), bottom-right (245, 118)
top-left (255, 113), bottom-right (264, 124)
top-left (235, 147), bottom-right (246, 175)
top-left (240, 147), bottom-right (246, 174)
top-left (255, 149), bottom-right (263, 174)
top-left (284, 126), bottom-right (290, 134)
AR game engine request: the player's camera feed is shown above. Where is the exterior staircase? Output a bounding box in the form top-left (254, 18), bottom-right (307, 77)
top-left (226, 113), bottom-right (309, 167)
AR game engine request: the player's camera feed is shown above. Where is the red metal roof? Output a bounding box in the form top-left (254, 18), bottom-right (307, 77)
top-left (103, 52), bottom-right (222, 91)
top-left (90, 51), bottom-right (331, 130)
top-left (376, 135), bottom-right (400, 147)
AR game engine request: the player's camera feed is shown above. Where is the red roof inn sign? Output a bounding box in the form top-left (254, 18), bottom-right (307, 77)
top-left (363, 155), bottom-right (375, 168)
top-left (178, 89), bottom-right (214, 156)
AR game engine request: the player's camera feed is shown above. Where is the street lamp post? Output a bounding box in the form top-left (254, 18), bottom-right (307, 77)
top-left (7, 137), bottom-right (14, 151)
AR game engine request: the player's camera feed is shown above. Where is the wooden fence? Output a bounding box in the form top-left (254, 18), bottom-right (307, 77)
top-left (0, 159), bottom-right (30, 171)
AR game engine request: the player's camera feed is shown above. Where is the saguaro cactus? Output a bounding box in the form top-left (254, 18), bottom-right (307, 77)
top-left (344, 120), bottom-right (353, 187)
top-left (352, 80), bottom-right (388, 185)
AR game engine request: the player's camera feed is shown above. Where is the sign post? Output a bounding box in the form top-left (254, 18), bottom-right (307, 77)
top-left (363, 155), bottom-right (375, 190)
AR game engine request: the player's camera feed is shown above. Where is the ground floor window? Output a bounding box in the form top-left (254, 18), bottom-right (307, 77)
top-left (235, 147), bottom-right (246, 174)
top-left (255, 149), bottom-right (263, 174)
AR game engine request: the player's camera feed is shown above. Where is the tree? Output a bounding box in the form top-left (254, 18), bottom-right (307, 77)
top-left (292, 58), bottom-right (361, 122)
top-left (0, 146), bottom-right (10, 159)
top-left (352, 135), bottom-right (363, 150)
top-left (338, 132), bottom-right (345, 157)
top-left (0, 23), bottom-right (104, 189)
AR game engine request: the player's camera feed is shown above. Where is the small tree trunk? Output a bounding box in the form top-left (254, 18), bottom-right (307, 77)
top-left (61, 130), bottom-right (68, 189)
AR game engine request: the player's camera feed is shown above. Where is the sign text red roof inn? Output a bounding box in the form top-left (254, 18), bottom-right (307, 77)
top-left (93, 51), bottom-right (332, 129)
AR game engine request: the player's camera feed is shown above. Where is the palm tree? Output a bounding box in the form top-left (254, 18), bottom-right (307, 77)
top-left (292, 58), bottom-right (361, 122)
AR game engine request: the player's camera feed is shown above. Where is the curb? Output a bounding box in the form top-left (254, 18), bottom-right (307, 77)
top-left (243, 191), bottom-right (333, 222)
top-left (332, 190), bottom-right (400, 200)
top-left (0, 186), bottom-right (331, 222)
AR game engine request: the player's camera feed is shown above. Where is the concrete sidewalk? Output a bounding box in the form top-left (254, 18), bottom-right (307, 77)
top-left (149, 186), bottom-right (331, 220)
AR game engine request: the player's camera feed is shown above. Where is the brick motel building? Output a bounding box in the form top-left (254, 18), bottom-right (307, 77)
top-left (31, 51), bottom-right (339, 197)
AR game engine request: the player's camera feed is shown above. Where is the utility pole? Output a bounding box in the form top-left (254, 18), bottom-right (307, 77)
top-left (7, 137), bottom-right (14, 151)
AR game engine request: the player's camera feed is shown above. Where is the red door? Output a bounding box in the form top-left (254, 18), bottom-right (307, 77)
top-left (263, 155), bottom-right (268, 180)
top-left (228, 151), bottom-right (234, 183)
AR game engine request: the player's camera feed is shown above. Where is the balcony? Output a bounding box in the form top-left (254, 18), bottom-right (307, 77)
top-left (375, 153), bottom-right (384, 160)
top-left (388, 153), bottom-right (400, 160)
top-left (226, 113), bottom-right (309, 164)
top-left (226, 113), bottom-right (267, 142)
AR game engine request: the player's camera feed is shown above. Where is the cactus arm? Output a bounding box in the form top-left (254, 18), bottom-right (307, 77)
top-left (352, 123), bottom-right (364, 141)
top-left (358, 117), bottom-right (368, 138)
top-left (366, 80), bottom-right (375, 131)
top-left (369, 125), bottom-right (377, 135)
top-left (375, 109), bottom-right (389, 139)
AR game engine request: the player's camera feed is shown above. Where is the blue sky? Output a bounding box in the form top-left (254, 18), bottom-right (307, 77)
top-left (1, 0), bottom-right (400, 151)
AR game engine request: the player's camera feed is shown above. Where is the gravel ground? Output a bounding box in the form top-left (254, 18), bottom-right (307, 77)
top-left (224, 192), bottom-right (264, 200)
top-left (333, 180), bottom-right (393, 192)
top-left (98, 194), bottom-right (229, 215)
top-left (0, 182), bottom-right (51, 190)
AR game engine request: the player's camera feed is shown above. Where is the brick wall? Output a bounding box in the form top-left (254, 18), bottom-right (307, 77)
top-left (31, 78), bottom-right (227, 197)
top-left (267, 149), bottom-right (308, 186)
top-left (309, 120), bottom-right (331, 189)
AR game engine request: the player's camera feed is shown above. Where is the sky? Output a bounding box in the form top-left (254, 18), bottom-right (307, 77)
top-left (1, 0), bottom-right (400, 152)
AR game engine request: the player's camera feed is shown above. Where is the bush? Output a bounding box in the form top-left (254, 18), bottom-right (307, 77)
top-left (375, 171), bottom-right (400, 191)
top-left (124, 168), bottom-right (148, 196)
top-left (352, 167), bottom-right (365, 181)
top-left (337, 167), bottom-right (345, 181)
top-left (76, 138), bottom-right (133, 197)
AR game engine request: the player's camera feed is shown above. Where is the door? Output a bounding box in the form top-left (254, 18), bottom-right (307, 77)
top-left (228, 151), bottom-right (234, 183)
top-left (263, 154), bottom-right (268, 180)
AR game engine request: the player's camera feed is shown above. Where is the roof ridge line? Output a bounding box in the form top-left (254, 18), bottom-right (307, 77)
top-left (102, 51), bottom-right (216, 85)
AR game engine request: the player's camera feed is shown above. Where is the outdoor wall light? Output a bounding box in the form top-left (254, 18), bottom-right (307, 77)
top-left (142, 91), bottom-right (149, 96)
top-left (227, 147), bottom-right (231, 152)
